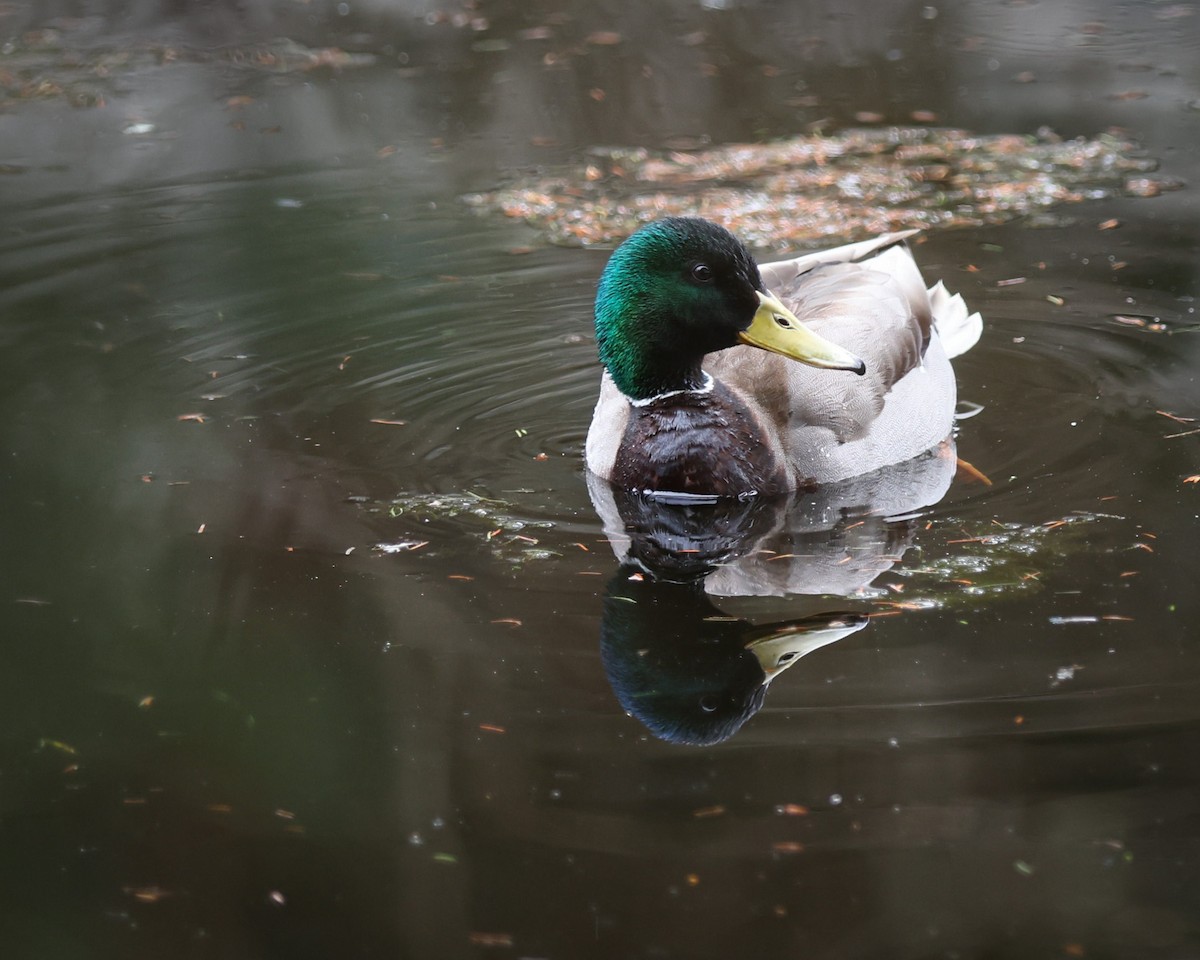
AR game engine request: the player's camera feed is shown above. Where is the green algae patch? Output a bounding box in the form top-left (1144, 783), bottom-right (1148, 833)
top-left (468, 128), bottom-right (1180, 249)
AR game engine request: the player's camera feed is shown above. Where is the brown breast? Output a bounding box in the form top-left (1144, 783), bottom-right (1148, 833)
top-left (611, 381), bottom-right (788, 496)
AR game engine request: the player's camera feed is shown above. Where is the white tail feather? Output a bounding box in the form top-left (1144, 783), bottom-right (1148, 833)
top-left (927, 280), bottom-right (983, 359)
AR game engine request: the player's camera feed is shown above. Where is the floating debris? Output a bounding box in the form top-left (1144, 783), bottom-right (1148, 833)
top-left (1110, 313), bottom-right (1158, 328)
top-left (357, 491), bottom-right (561, 566)
top-left (467, 932), bottom-right (513, 948)
top-left (0, 34), bottom-right (375, 112)
top-left (1124, 176), bottom-right (1186, 197)
top-left (374, 540), bottom-right (429, 554)
top-left (891, 511), bottom-right (1132, 608)
top-left (468, 128), bottom-right (1173, 249)
top-left (1156, 410), bottom-right (1196, 424)
top-left (126, 885), bottom-right (175, 903)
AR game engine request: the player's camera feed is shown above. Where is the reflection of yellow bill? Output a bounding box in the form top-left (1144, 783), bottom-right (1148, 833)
top-left (740, 291), bottom-right (866, 374)
top-left (745, 614), bottom-right (869, 680)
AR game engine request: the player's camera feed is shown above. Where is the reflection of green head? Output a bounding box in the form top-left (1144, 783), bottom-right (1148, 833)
top-left (599, 563), bottom-right (871, 746)
top-left (599, 567), bottom-right (768, 746)
top-left (594, 218), bottom-right (764, 401)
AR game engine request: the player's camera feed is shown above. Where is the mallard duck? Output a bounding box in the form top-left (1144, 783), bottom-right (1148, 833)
top-left (585, 217), bottom-right (981, 496)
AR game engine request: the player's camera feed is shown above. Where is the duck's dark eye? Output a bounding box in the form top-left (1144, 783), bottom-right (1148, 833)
top-left (691, 263), bottom-right (713, 283)
top-left (699, 694), bottom-right (720, 713)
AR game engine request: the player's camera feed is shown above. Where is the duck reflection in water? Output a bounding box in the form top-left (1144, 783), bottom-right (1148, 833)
top-left (601, 562), bottom-right (867, 746)
top-left (589, 446), bottom-right (957, 745)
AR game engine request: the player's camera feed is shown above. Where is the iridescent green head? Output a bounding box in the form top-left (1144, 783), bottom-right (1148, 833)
top-left (594, 217), bottom-right (865, 402)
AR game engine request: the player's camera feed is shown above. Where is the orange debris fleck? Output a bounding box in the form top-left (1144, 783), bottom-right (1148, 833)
top-left (126, 885), bottom-right (172, 902)
top-left (956, 457), bottom-right (993, 485)
top-left (468, 933), bottom-right (514, 948)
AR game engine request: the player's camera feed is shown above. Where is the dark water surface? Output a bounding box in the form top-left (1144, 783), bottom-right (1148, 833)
top-left (2, 2), bottom-right (1200, 958)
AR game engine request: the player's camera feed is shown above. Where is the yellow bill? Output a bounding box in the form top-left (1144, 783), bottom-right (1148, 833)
top-left (740, 291), bottom-right (866, 374)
